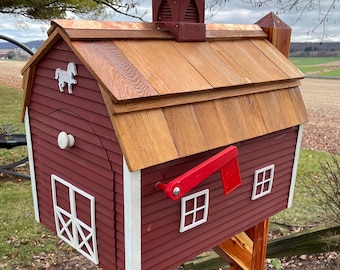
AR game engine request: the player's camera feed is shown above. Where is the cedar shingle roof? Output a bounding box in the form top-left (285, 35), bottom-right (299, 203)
top-left (21, 20), bottom-right (308, 171)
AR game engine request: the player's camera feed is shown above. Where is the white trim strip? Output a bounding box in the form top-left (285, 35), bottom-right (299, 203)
top-left (24, 107), bottom-right (40, 222)
top-left (123, 158), bottom-right (141, 270)
top-left (288, 124), bottom-right (304, 208)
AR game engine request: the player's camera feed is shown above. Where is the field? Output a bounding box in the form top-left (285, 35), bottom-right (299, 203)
top-left (0, 60), bottom-right (25, 89)
top-left (0, 59), bottom-right (339, 269)
top-left (291, 57), bottom-right (340, 77)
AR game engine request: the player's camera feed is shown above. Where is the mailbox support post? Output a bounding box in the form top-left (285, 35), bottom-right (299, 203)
top-left (213, 219), bottom-right (269, 270)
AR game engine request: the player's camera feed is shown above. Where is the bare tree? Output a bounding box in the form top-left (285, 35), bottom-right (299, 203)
top-left (240, 0), bottom-right (339, 37)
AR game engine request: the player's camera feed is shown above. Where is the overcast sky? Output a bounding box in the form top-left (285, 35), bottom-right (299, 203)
top-left (0, 0), bottom-right (339, 43)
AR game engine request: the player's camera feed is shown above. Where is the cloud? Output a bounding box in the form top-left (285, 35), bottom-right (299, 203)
top-left (0, 0), bottom-right (339, 43)
top-left (0, 14), bottom-right (49, 42)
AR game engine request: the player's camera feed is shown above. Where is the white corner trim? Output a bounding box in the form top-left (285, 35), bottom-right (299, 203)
top-left (24, 107), bottom-right (40, 222)
top-left (288, 124), bottom-right (304, 208)
top-left (123, 158), bottom-right (141, 270)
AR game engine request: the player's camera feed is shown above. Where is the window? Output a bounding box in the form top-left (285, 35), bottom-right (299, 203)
top-left (251, 164), bottom-right (275, 200)
top-left (51, 174), bottom-right (98, 264)
top-left (179, 189), bottom-right (209, 233)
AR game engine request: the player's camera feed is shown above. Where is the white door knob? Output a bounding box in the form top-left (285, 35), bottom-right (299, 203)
top-left (57, 131), bottom-right (75, 149)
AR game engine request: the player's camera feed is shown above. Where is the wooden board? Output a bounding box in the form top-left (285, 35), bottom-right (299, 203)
top-left (114, 40), bottom-right (212, 94)
top-left (71, 41), bottom-right (159, 101)
top-left (112, 88), bottom-right (307, 171)
top-left (111, 108), bottom-right (180, 170)
top-left (251, 39), bottom-right (304, 78)
top-left (214, 232), bottom-right (253, 270)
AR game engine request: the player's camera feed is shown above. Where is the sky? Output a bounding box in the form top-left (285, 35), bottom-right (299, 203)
top-left (0, 0), bottom-right (339, 43)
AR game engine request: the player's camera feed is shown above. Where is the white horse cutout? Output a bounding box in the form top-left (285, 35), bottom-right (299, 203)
top-left (55, 62), bottom-right (77, 94)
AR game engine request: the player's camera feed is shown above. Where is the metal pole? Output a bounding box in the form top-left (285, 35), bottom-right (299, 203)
top-left (0, 34), bottom-right (34, 55)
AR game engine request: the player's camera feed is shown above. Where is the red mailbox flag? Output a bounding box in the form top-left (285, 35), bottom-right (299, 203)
top-left (156, 146), bottom-right (242, 200)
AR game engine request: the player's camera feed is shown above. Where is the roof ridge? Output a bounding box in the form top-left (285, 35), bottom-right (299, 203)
top-left (48, 20), bottom-right (267, 41)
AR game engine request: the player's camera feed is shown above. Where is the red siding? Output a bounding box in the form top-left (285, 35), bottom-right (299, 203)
top-left (140, 127), bottom-right (299, 269)
top-left (28, 40), bottom-right (124, 269)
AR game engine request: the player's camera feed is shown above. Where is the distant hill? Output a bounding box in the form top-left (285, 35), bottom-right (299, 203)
top-left (1, 39), bottom-right (339, 57)
top-left (0, 40), bottom-right (44, 51)
top-left (290, 42), bottom-right (340, 57)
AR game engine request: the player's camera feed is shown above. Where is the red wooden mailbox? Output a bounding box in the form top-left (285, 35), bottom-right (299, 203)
top-left (20, 4), bottom-right (308, 269)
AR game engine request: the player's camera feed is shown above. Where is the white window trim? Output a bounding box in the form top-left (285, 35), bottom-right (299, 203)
top-left (180, 189), bottom-right (209, 233)
top-left (24, 107), bottom-right (40, 222)
top-left (251, 164), bottom-right (275, 200)
top-left (51, 174), bottom-right (98, 264)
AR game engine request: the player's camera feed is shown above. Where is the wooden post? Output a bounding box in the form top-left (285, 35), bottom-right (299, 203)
top-left (213, 219), bottom-right (270, 270)
top-left (213, 231), bottom-right (253, 270)
top-left (256, 12), bottom-right (292, 58)
top-left (250, 219), bottom-right (270, 270)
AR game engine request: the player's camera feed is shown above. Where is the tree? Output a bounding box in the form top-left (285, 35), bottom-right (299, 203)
top-left (0, 0), bottom-right (144, 21)
top-left (241, 0), bottom-right (339, 37)
top-left (1, 0), bottom-right (338, 37)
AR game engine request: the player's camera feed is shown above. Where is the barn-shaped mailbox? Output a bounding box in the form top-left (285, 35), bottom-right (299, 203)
top-left (21, 7), bottom-right (308, 270)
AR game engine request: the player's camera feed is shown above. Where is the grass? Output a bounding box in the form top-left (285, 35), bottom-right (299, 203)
top-left (319, 69), bottom-right (340, 77)
top-left (0, 85), bottom-right (72, 268)
top-left (0, 85), bottom-right (26, 165)
top-left (290, 57), bottom-right (340, 77)
top-left (290, 57), bottom-right (340, 66)
top-left (0, 181), bottom-right (65, 269)
top-left (271, 150), bottom-right (338, 230)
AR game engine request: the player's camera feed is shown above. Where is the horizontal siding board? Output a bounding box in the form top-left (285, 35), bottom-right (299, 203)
top-left (28, 39), bottom-right (123, 269)
top-left (36, 133), bottom-right (110, 170)
top-left (141, 169), bottom-right (291, 250)
top-left (147, 205), bottom-right (287, 270)
top-left (140, 127), bottom-right (298, 269)
top-left (33, 73), bottom-right (102, 103)
top-left (35, 156), bottom-right (114, 209)
top-left (33, 136), bottom-right (112, 179)
top-left (31, 83), bottom-right (109, 117)
top-left (29, 107), bottom-right (112, 149)
top-left (142, 195), bottom-right (288, 268)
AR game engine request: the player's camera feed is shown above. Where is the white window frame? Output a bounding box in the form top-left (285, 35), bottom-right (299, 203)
top-left (51, 174), bottom-right (98, 264)
top-left (180, 189), bottom-right (209, 233)
top-left (251, 164), bottom-right (275, 200)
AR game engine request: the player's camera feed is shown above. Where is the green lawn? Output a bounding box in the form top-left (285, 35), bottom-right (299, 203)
top-left (319, 69), bottom-right (340, 77)
top-left (0, 86), bottom-right (26, 164)
top-left (272, 149), bottom-right (338, 229)
top-left (290, 57), bottom-right (340, 66)
top-left (290, 57), bottom-right (340, 77)
top-left (0, 84), bottom-right (73, 269)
